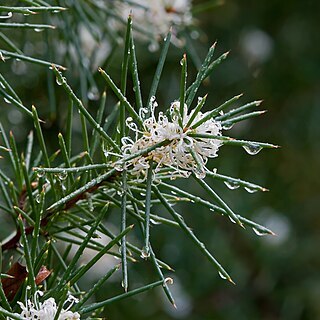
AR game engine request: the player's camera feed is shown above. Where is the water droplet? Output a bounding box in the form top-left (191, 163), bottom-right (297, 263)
top-left (35, 194), bottom-right (41, 203)
top-left (244, 186), bottom-right (258, 193)
top-left (56, 76), bottom-right (64, 86)
top-left (87, 86), bottom-right (100, 100)
top-left (57, 170), bottom-right (68, 181)
top-left (228, 216), bottom-right (236, 224)
top-left (243, 144), bottom-right (263, 155)
top-left (222, 122), bottom-right (234, 130)
top-left (252, 228), bottom-right (269, 236)
top-left (140, 246), bottom-right (150, 259)
top-left (36, 170), bottom-right (45, 178)
top-left (194, 168), bottom-right (206, 179)
top-left (164, 277), bottom-right (174, 285)
top-left (4, 97), bottom-right (11, 104)
top-left (150, 219), bottom-right (162, 225)
top-left (34, 28), bottom-right (44, 32)
top-left (114, 164), bottom-right (124, 172)
top-left (224, 181), bottom-right (240, 190)
top-left (218, 271), bottom-right (227, 280)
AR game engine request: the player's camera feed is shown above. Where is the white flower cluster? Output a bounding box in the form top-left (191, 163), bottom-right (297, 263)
top-left (122, 99), bottom-right (222, 179)
top-left (116, 0), bottom-right (192, 46)
top-left (10, 291), bottom-right (80, 320)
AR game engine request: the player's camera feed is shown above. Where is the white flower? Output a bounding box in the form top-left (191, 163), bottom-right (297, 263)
top-left (122, 99), bottom-right (222, 179)
top-left (115, 0), bottom-right (192, 46)
top-left (9, 291), bottom-right (80, 320)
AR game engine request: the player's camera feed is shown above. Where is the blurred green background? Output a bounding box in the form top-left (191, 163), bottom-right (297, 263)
top-left (1, 0), bottom-right (319, 319)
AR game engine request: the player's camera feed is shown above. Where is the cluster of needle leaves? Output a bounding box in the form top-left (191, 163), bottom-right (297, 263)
top-left (0, 2), bottom-right (277, 319)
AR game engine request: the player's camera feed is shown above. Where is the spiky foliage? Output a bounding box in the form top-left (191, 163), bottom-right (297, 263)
top-left (0, 1), bottom-right (276, 319)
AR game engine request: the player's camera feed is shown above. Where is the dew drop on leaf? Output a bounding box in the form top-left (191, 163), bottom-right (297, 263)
top-left (243, 143), bottom-right (263, 155)
top-left (252, 227), bottom-right (270, 236)
top-left (36, 170), bottom-right (45, 178)
top-left (222, 122), bottom-right (234, 130)
top-left (140, 246), bottom-right (150, 259)
top-left (224, 181), bottom-right (240, 190)
top-left (244, 186), bottom-right (258, 193)
top-left (56, 76), bottom-right (63, 86)
top-left (228, 216), bottom-right (236, 224)
top-left (218, 271), bottom-right (227, 280)
top-left (57, 170), bottom-right (67, 181)
top-left (35, 194), bottom-right (41, 204)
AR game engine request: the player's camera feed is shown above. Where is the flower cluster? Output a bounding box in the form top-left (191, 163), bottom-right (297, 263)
top-left (10, 291), bottom-right (80, 320)
top-left (116, 0), bottom-right (192, 47)
top-left (121, 99), bottom-right (223, 179)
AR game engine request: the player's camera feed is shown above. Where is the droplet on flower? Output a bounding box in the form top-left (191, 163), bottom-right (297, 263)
top-left (224, 181), bottom-right (240, 190)
top-left (243, 144), bottom-right (263, 155)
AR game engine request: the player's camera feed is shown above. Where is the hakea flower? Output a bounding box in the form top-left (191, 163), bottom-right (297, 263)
top-left (9, 291), bottom-right (80, 320)
top-left (121, 98), bottom-right (222, 180)
top-left (115, 0), bottom-right (192, 47)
